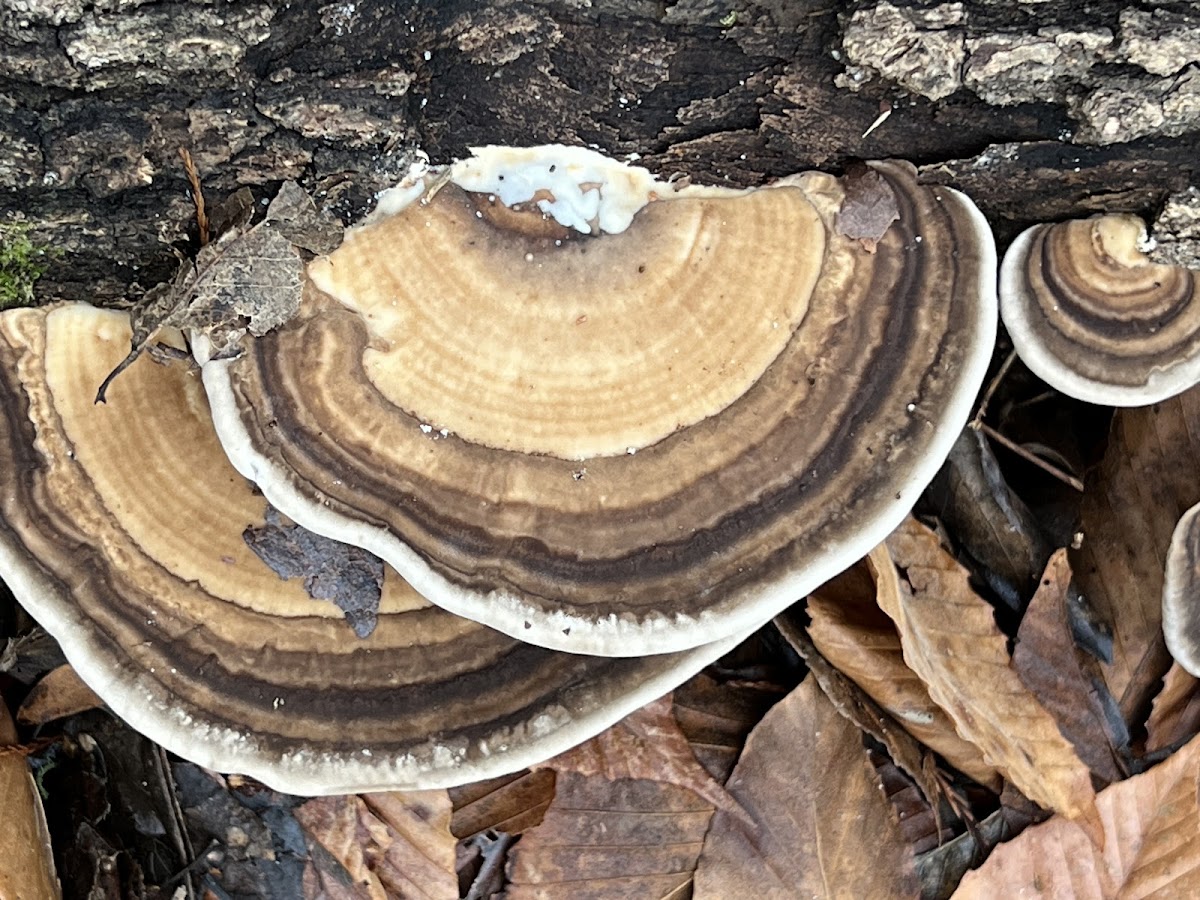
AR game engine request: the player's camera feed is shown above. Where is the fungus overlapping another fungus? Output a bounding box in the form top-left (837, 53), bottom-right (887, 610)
top-left (0, 303), bottom-right (737, 793)
top-left (199, 145), bottom-right (998, 656)
top-left (1000, 214), bottom-right (1200, 406)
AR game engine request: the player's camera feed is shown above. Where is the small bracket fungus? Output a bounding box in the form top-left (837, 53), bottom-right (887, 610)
top-left (1164, 501), bottom-right (1200, 678)
top-left (198, 145), bottom-right (998, 657)
top-left (1000, 214), bottom-right (1200, 406)
top-left (0, 303), bottom-right (738, 793)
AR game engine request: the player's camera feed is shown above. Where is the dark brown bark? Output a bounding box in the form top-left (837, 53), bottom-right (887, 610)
top-left (2, 0), bottom-right (1197, 304)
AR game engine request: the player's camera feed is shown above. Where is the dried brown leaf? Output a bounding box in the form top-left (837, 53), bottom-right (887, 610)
top-left (296, 791), bottom-right (457, 900)
top-left (0, 705), bottom-right (59, 900)
top-left (448, 769), bottom-right (556, 840)
top-left (869, 747), bottom-right (941, 855)
top-left (879, 518), bottom-right (1098, 824)
top-left (694, 676), bottom-right (919, 899)
top-left (1072, 387), bottom-right (1200, 725)
top-left (952, 732), bottom-right (1200, 898)
top-left (804, 557), bottom-right (1000, 789)
top-left (672, 674), bottom-right (780, 784)
top-left (836, 160), bottom-right (900, 250)
top-left (504, 773), bottom-right (713, 900)
top-left (1012, 549), bottom-right (1127, 784)
top-left (1146, 663), bottom-right (1200, 754)
top-left (17, 662), bottom-right (103, 726)
top-left (539, 695), bottom-right (735, 814)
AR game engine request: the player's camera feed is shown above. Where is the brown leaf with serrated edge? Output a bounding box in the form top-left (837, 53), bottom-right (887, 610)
top-left (504, 773), bottom-right (713, 900)
top-left (952, 731), bottom-right (1200, 898)
top-left (17, 662), bottom-right (102, 725)
top-left (804, 557), bottom-right (1000, 789)
top-left (879, 518), bottom-right (1098, 825)
top-left (1146, 663), bottom-right (1200, 754)
top-left (448, 769), bottom-right (555, 840)
top-left (296, 791), bottom-right (456, 900)
top-left (539, 695), bottom-right (736, 814)
top-left (1072, 387), bottom-right (1200, 726)
top-left (774, 609), bottom-right (945, 812)
top-left (672, 674), bottom-right (780, 784)
top-left (1013, 549), bottom-right (1127, 784)
top-left (694, 677), bottom-right (920, 900)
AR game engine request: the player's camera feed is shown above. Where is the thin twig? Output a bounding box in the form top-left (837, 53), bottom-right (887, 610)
top-left (971, 348), bottom-right (1017, 428)
top-left (179, 147), bottom-right (209, 246)
top-left (153, 744), bottom-right (198, 900)
top-left (977, 422), bottom-right (1084, 491)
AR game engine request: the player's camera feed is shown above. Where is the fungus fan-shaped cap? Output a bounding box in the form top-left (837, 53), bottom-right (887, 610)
top-left (1164, 501), bottom-right (1200, 678)
top-left (0, 303), bottom-right (736, 793)
top-left (199, 146), bottom-right (997, 657)
top-left (1000, 214), bottom-right (1200, 406)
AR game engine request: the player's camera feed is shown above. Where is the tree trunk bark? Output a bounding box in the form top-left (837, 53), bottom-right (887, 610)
top-left (2, 0), bottom-right (1198, 304)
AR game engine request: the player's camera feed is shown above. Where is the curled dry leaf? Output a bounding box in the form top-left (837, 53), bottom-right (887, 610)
top-left (1012, 549), bottom-right (1128, 784)
top-left (504, 773), bottom-right (713, 900)
top-left (16, 662), bottom-right (103, 726)
top-left (1145, 663), bottom-right (1200, 754)
top-left (1072, 386), bottom-right (1200, 725)
top-left (538, 695), bottom-right (736, 815)
top-left (295, 791), bottom-right (457, 900)
top-left (693, 677), bottom-right (920, 900)
top-left (952, 730), bottom-right (1200, 899)
top-left (802, 556), bottom-right (999, 789)
top-left (879, 518), bottom-right (1098, 824)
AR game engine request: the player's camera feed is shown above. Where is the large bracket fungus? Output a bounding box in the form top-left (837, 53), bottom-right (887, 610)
top-left (1000, 214), bottom-right (1200, 406)
top-left (199, 145), bottom-right (998, 657)
top-left (0, 303), bottom-right (737, 793)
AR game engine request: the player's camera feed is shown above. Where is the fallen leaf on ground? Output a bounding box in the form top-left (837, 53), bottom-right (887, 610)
top-left (693, 677), bottom-right (920, 900)
top-left (869, 747), bottom-right (941, 854)
top-left (504, 773), bottom-right (713, 900)
top-left (880, 518), bottom-right (1098, 825)
top-left (1071, 386), bottom-right (1200, 725)
top-left (17, 662), bottom-right (103, 725)
top-left (952, 730), bottom-right (1200, 898)
top-left (295, 791), bottom-right (457, 900)
top-left (1146, 662), bottom-right (1200, 754)
top-left (539, 695), bottom-right (735, 814)
top-left (803, 556), bottom-right (999, 789)
top-left (448, 769), bottom-right (555, 839)
top-left (672, 673), bottom-right (780, 783)
top-left (1012, 549), bottom-right (1127, 784)
top-left (0, 704), bottom-right (58, 900)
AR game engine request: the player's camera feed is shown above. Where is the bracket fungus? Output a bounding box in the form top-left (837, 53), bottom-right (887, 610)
top-left (1000, 214), bottom-right (1200, 406)
top-left (0, 303), bottom-right (737, 793)
top-left (1164, 502), bottom-right (1200, 678)
top-left (199, 145), bottom-right (998, 657)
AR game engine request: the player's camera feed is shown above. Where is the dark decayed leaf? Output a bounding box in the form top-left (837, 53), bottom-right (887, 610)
top-left (694, 677), bottom-right (920, 899)
top-left (448, 769), bottom-right (556, 839)
top-left (95, 180), bottom-right (318, 403)
top-left (244, 506), bottom-right (384, 638)
top-left (835, 159), bottom-right (900, 250)
top-left (869, 746), bottom-right (941, 855)
top-left (539, 695), bottom-right (737, 815)
top-left (1071, 386), bottom-right (1200, 727)
top-left (504, 773), bottom-right (713, 900)
top-left (671, 673), bottom-right (781, 784)
top-left (1012, 550), bottom-right (1128, 784)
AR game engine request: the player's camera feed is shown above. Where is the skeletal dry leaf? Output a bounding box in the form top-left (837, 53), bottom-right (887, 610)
top-left (1012, 549), bottom-right (1127, 784)
top-left (1146, 663), bottom-right (1200, 754)
top-left (0, 704), bottom-right (59, 900)
top-left (1072, 386), bottom-right (1200, 725)
top-left (16, 663), bottom-right (103, 726)
top-left (538, 695), bottom-right (736, 814)
top-left (504, 773), bottom-right (713, 900)
top-left (694, 676), bottom-right (919, 900)
top-left (879, 517), bottom-right (1099, 825)
top-left (803, 556), bottom-right (1000, 789)
top-left (952, 731), bottom-right (1200, 899)
top-left (448, 769), bottom-right (556, 839)
top-left (295, 791), bottom-right (457, 900)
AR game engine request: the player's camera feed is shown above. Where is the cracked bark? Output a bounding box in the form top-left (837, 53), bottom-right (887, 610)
top-left (1, 0), bottom-right (1197, 305)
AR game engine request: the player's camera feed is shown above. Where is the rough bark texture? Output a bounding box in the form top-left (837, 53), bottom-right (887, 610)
top-left (1, 0), bottom-right (1198, 306)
